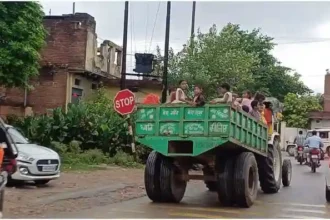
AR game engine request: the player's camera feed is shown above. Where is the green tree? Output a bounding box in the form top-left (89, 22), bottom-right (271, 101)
top-left (282, 93), bottom-right (322, 128)
top-left (0, 2), bottom-right (46, 88)
top-left (153, 23), bottom-right (311, 101)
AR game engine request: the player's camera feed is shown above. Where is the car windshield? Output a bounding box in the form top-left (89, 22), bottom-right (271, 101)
top-left (7, 127), bottom-right (29, 144)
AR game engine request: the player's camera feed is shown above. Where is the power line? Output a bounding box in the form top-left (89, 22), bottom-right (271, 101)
top-left (144, 3), bottom-right (149, 53)
top-left (148, 1), bottom-right (161, 53)
top-left (276, 38), bottom-right (330, 45)
top-left (130, 3), bottom-right (133, 74)
top-left (131, 5), bottom-right (137, 53)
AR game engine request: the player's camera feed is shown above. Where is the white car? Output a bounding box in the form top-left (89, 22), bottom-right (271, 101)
top-left (5, 125), bottom-right (61, 185)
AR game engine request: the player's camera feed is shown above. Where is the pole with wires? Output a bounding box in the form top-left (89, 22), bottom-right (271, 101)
top-left (120, 1), bottom-right (129, 90)
top-left (72, 2), bottom-right (76, 14)
top-left (161, 1), bottom-right (171, 103)
top-left (190, 1), bottom-right (196, 80)
top-left (120, 2), bottom-right (136, 156)
top-left (190, 1), bottom-right (196, 40)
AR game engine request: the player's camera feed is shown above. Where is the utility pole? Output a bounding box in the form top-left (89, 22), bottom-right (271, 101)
top-left (190, 1), bottom-right (196, 39)
top-left (161, 1), bottom-right (171, 103)
top-left (73, 2), bottom-right (76, 14)
top-left (120, 1), bottom-right (129, 90)
top-left (190, 1), bottom-right (196, 79)
top-left (119, 2), bottom-right (135, 156)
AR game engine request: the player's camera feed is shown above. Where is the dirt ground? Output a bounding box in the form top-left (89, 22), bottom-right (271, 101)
top-left (4, 166), bottom-right (145, 218)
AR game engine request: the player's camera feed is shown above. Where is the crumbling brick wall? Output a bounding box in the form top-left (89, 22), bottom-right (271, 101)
top-left (42, 13), bottom-right (96, 69)
top-left (0, 13), bottom-right (96, 116)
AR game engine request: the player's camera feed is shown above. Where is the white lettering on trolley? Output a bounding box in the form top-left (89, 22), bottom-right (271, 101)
top-left (187, 109), bottom-right (203, 116)
top-left (184, 123), bottom-right (204, 134)
top-left (140, 109), bottom-right (155, 120)
top-left (160, 123), bottom-right (176, 134)
top-left (210, 122), bottom-right (228, 133)
top-left (162, 109), bottom-right (179, 116)
top-left (210, 109), bottom-right (229, 119)
top-left (140, 123), bottom-right (154, 132)
top-left (115, 96), bottom-right (134, 108)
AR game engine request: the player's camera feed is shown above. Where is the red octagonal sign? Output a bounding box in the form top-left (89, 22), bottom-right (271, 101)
top-left (113, 89), bottom-right (136, 115)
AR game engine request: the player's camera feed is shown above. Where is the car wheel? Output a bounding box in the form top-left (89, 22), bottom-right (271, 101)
top-left (6, 176), bottom-right (24, 187)
top-left (34, 180), bottom-right (50, 185)
top-left (326, 185), bottom-right (330, 202)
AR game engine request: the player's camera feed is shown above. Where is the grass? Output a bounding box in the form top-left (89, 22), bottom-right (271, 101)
top-left (60, 151), bottom-right (144, 172)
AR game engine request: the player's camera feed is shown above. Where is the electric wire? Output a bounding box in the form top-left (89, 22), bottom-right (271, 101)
top-left (148, 1), bottom-right (161, 53)
top-left (129, 2), bottom-right (134, 74)
top-left (144, 3), bottom-right (149, 53)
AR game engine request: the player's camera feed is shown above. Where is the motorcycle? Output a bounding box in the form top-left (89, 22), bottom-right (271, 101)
top-left (296, 146), bottom-right (305, 165)
top-left (309, 148), bottom-right (321, 173)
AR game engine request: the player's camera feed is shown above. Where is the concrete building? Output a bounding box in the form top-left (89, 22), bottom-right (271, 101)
top-left (309, 72), bottom-right (330, 129)
top-left (0, 13), bottom-right (162, 118)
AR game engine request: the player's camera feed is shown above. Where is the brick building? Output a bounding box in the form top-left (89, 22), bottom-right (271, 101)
top-left (309, 72), bottom-right (330, 129)
top-left (0, 13), bottom-right (162, 118)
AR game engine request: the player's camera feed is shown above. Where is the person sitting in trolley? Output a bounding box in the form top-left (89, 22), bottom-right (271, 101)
top-left (210, 83), bottom-right (233, 104)
top-left (186, 85), bottom-right (205, 107)
top-left (171, 80), bottom-right (190, 104)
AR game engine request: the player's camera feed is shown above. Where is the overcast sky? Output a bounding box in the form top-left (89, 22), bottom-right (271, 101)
top-left (41, 1), bottom-right (330, 93)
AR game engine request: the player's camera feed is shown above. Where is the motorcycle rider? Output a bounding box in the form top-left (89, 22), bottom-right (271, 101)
top-left (303, 130), bottom-right (323, 165)
top-left (294, 130), bottom-right (306, 159)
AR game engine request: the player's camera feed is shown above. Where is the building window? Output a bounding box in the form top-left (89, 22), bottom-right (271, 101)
top-left (319, 131), bottom-right (329, 139)
top-left (72, 88), bottom-right (83, 104)
top-left (74, 79), bottom-right (81, 86)
top-left (91, 83), bottom-right (97, 90)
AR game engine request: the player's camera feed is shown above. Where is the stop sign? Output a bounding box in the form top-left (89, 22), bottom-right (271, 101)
top-left (113, 89), bottom-right (136, 115)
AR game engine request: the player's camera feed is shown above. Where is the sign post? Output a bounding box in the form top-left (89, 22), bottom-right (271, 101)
top-left (113, 89), bottom-right (136, 154)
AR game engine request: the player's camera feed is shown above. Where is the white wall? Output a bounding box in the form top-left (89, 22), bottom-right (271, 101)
top-left (280, 121), bottom-right (307, 150)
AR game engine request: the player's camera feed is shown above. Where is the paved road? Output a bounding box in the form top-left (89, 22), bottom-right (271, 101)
top-left (59, 156), bottom-right (330, 219)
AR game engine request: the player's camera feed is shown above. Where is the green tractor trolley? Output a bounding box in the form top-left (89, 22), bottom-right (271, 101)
top-left (135, 104), bottom-right (292, 208)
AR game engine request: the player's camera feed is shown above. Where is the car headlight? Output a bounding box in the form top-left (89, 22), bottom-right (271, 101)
top-left (17, 153), bottom-right (35, 162)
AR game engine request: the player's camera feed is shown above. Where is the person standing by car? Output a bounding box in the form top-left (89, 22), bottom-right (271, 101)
top-left (303, 130), bottom-right (323, 165)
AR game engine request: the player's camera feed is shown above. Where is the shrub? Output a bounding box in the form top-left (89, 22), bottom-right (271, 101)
top-left (8, 89), bottom-right (129, 154)
top-left (7, 89), bottom-right (151, 168)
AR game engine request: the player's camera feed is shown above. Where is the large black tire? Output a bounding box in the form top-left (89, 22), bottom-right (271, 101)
top-left (257, 138), bottom-right (282, 194)
top-left (159, 157), bottom-right (187, 203)
top-left (144, 151), bottom-right (162, 202)
top-left (203, 168), bottom-right (217, 192)
top-left (233, 152), bottom-right (258, 208)
top-left (282, 159), bottom-right (292, 187)
top-left (216, 156), bottom-right (235, 206)
top-left (0, 189), bottom-right (4, 213)
top-left (326, 185), bottom-right (330, 203)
